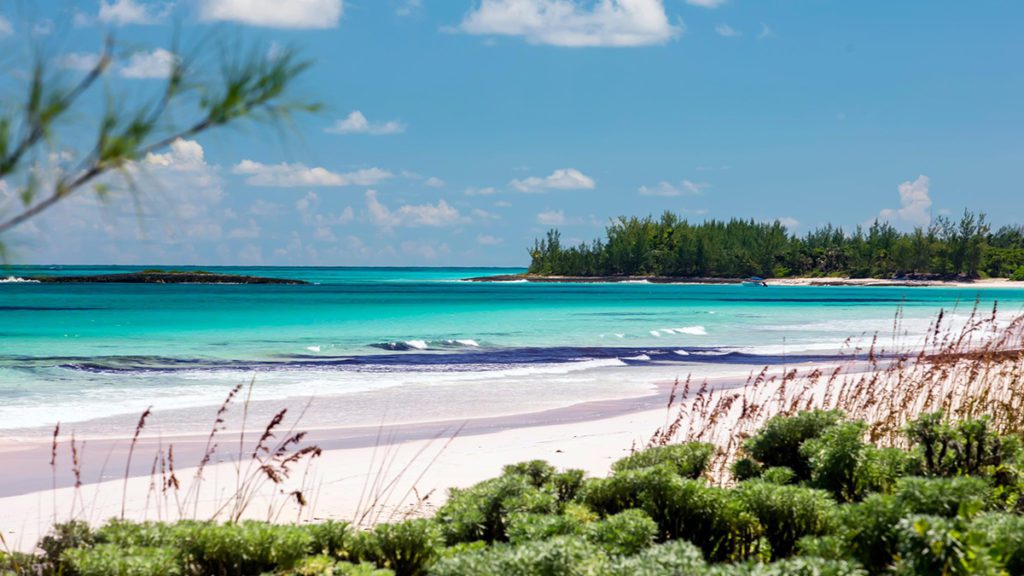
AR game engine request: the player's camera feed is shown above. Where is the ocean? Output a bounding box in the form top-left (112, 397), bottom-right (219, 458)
top-left (3, 266), bottom-right (1024, 435)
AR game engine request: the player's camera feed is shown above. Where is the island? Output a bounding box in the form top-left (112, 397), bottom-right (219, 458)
top-left (31, 270), bottom-right (308, 285)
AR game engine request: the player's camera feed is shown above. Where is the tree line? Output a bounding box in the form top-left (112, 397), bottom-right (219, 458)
top-left (528, 211), bottom-right (1024, 279)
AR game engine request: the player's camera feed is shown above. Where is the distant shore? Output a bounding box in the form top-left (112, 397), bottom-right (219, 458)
top-left (30, 270), bottom-right (308, 284)
top-left (467, 274), bottom-right (1021, 288)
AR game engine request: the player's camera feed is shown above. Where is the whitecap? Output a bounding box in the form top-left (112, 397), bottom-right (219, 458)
top-left (674, 350), bottom-right (690, 356)
top-left (624, 354), bottom-right (651, 361)
top-left (649, 330), bottom-right (661, 337)
top-left (405, 339), bottom-right (429, 350)
top-left (614, 333), bottom-right (625, 339)
top-left (455, 339), bottom-right (480, 347)
top-left (0, 276), bottom-right (40, 283)
top-left (675, 326), bottom-right (707, 336)
top-left (306, 345), bottom-right (322, 353)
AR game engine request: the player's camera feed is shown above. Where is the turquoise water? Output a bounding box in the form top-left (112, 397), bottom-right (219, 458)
top-left (3, 266), bottom-right (1024, 433)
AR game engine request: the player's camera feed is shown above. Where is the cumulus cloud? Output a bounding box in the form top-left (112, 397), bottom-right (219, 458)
top-left (456, 0), bottom-right (681, 47)
top-left (199, 0), bottom-right (343, 29)
top-left (715, 24), bottom-right (740, 37)
top-left (58, 49), bottom-right (177, 79)
top-left (477, 234), bottom-right (503, 245)
top-left (326, 111), bottom-right (405, 135)
top-left (119, 49), bottom-right (176, 78)
top-left (296, 191), bottom-right (354, 239)
top-left (465, 187), bottom-right (497, 196)
top-left (98, 0), bottom-right (171, 25)
top-left (637, 179), bottom-right (706, 196)
top-left (401, 239), bottom-right (450, 260)
top-left (536, 209), bottom-right (567, 225)
top-left (396, 0), bottom-right (422, 16)
top-left (879, 175), bottom-right (932, 227)
top-left (233, 161), bottom-right (392, 187)
top-left (365, 190), bottom-right (463, 228)
top-left (772, 217), bottom-right (799, 229)
top-left (425, 177), bottom-right (445, 188)
top-left (511, 168), bottom-right (595, 193)
top-left (12, 138), bottom-right (230, 263)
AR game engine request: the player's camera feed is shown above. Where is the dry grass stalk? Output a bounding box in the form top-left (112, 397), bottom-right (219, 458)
top-left (649, 304), bottom-right (1024, 484)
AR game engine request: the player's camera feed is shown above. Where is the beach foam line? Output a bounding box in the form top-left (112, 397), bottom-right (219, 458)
top-left (0, 276), bottom-right (39, 283)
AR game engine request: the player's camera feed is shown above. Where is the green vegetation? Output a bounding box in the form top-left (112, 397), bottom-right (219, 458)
top-left (8, 411), bottom-right (1024, 575)
top-left (527, 210), bottom-right (1024, 279)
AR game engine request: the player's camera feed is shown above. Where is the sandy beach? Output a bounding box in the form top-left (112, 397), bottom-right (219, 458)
top-left (467, 274), bottom-right (1022, 288)
top-left (0, 383), bottom-right (683, 551)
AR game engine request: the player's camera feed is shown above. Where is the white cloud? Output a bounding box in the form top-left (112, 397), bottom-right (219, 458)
top-left (296, 191), bottom-right (354, 234)
top-left (326, 111), bottom-right (406, 135)
top-left (0, 16), bottom-right (13, 37)
top-left (456, 0), bottom-right (681, 48)
top-left (465, 187), bottom-right (497, 196)
top-left (227, 219), bottom-right (261, 239)
top-left (637, 179), bottom-right (706, 196)
top-left (685, 0), bottom-right (726, 7)
top-left (249, 199), bottom-right (285, 216)
top-left (119, 49), bottom-right (176, 78)
top-left (401, 239), bottom-right (450, 260)
top-left (233, 160), bottom-right (392, 187)
top-left (98, 0), bottom-right (170, 25)
top-left (33, 19), bottom-right (54, 36)
top-left (756, 23), bottom-right (774, 39)
top-left (396, 0), bottom-right (422, 16)
top-left (495, 200), bottom-right (513, 208)
top-left (425, 177), bottom-right (445, 188)
top-left (365, 190), bottom-right (463, 228)
top-left (537, 209), bottom-right (567, 225)
top-left (58, 52), bottom-right (102, 72)
top-left (774, 217), bottom-right (799, 229)
top-left (13, 138), bottom-right (230, 263)
top-left (511, 168), bottom-right (595, 193)
top-left (879, 175), bottom-right (932, 227)
top-left (200, 0), bottom-right (343, 29)
top-left (58, 49), bottom-right (176, 79)
top-left (477, 234), bottom-right (503, 245)
top-left (715, 24), bottom-right (741, 37)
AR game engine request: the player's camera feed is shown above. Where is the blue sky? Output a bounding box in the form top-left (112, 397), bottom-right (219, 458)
top-left (1, 0), bottom-right (1022, 266)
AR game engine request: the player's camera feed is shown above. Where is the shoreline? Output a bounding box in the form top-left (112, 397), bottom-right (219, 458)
top-left (466, 274), bottom-right (1021, 288)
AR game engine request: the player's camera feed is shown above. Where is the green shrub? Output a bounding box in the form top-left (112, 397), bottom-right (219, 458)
top-left (832, 494), bottom-right (906, 574)
top-left (893, 476), bottom-right (993, 518)
top-left (282, 556), bottom-right (395, 576)
top-left (742, 410), bottom-right (844, 480)
top-left (435, 474), bottom-right (558, 544)
top-left (549, 469), bottom-right (587, 503)
top-left (502, 460), bottom-right (556, 487)
top-left (710, 556), bottom-right (868, 575)
top-left (506, 513), bottom-right (581, 544)
top-left (905, 413), bottom-right (1021, 477)
top-left (735, 482), bottom-right (837, 559)
top-left (893, 515), bottom-right (1001, 576)
top-left (38, 520), bottom-right (95, 575)
top-left (971, 513), bottom-right (1024, 574)
top-left (365, 519), bottom-right (442, 576)
top-left (604, 540), bottom-right (707, 575)
top-left (95, 520), bottom-right (200, 549)
top-left (760, 467), bottom-right (796, 486)
top-left (801, 421), bottom-right (867, 502)
top-left (584, 509), bottom-right (658, 556)
top-left (855, 447), bottom-right (912, 496)
top-left (429, 535), bottom-right (609, 576)
top-left (731, 458), bottom-right (763, 482)
top-left (1010, 265), bottom-right (1024, 281)
top-left (612, 442), bottom-right (715, 479)
top-left (177, 521), bottom-right (313, 575)
top-left (306, 520), bottom-right (354, 558)
top-left (62, 544), bottom-right (182, 576)
top-left (583, 465), bottom-right (760, 562)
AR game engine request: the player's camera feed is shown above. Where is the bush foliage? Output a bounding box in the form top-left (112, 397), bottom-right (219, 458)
top-left (16, 410), bottom-right (1024, 576)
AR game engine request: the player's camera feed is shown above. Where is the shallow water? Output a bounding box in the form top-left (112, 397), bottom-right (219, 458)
top-left (3, 266), bottom-right (1024, 433)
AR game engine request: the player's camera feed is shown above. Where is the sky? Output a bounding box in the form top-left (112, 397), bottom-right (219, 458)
top-left (0, 0), bottom-right (1022, 266)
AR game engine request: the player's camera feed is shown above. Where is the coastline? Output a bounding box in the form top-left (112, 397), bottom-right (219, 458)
top-left (467, 273), bottom-right (1021, 288)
